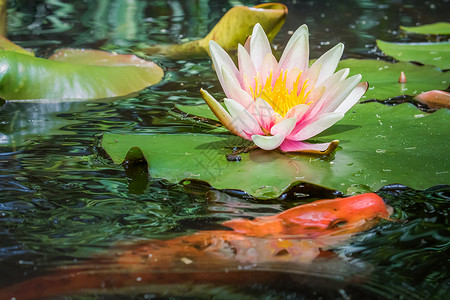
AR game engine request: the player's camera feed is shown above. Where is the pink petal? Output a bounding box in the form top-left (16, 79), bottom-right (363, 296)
top-left (291, 112), bottom-right (344, 141)
top-left (250, 23), bottom-right (272, 71)
top-left (224, 98), bottom-right (264, 137)
top-left (279, 139), bottom-right (339, 154)
top-left (279, 25), bottom-right (309, 72)
top-left (335, 81), bottom-right (368, 114)
top-left (259, 52), bottom-right (279, 86)
top-left (320, 74), bottom-right (362, 114)
top-left (284, 104), bottom-right (309, 122)
top-left (209, 40), bottom-right (241, 95)
top-left (309, 43), bottom-right (344, 85)
top-left (238, 44), bottom-right (256, 91)
top-left (221, 65), bottom-right (255, 108)
top-left (271, 117), bottom-right (296, 136)
top-left (251, 98), bottom-right (277, 131)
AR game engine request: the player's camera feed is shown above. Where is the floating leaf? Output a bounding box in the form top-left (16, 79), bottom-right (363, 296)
top-left (136, 3), bottom-right (287, 59)
top-left (338, 59), bottom-right (450, 100)
top-left (0, 36), bottom-right (34, 56)
top-left (0, 0), bottom-right (6, 37)
top-left (102, 103), bottom-right (450, 199)
top-left (376, 40), bottom-right (450, 70)
top-left (0, 49), bottom-right (164, 102)
top-left (400, 22), bottom-right (450, 35)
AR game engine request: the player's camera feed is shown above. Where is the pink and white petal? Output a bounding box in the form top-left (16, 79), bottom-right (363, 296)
top-left (221, 65), bottom-right (255, 108)
top-left (238, 44), bottom-right (256, 87)
top-left (259, 52), bottom-right (279, 86)
top-left (244, 35), bottom-right (252, 53)
top-left (250, 23), bottom-right (272, 71)
top-left (224, 98), bottom-right (264, 136)
top-left (305, 68), bottom-right (349, 118)
top-left (320, 74), bottom-right (362, 114)
top-left (286, 67), bottom-right (302, 90)
top-left (291, 112), bottom-right (344, 141)
top-left (279, 139), bottom-right (339, 155)
top-left (270, 117), bottom-right (296, 136)
top-left (310, 43), bottom-right (344, 86)
top-left (279, 32), bottom-right (309, 72)
top-left (284, 104), bottom-right (309, 122)
top-left (306, 70), bottom-right (356, 121)
top-left (209, 40), bottom-right (241, 93)
top-left (200, 89), bottom-right (248, 139)
top-left (334, 81), bottom-right (368, 114)
top-left (300, 62), bottom-right (321, 94)
top-left (252, 97), bottom-right (277, 131)
top-left (251, 133), bottom-right (285, 150)
top-left (281, 24), bottom-right (308, 58)
top-left (319, 68), bottom-right (349, 92)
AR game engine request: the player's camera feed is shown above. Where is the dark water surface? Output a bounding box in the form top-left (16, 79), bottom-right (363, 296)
top-left (1, 0), bottom-right (449, 299)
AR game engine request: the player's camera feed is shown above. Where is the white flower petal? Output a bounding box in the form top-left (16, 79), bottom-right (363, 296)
top-left (200, 89), bottom-right (247, 139)
top-left (279, 26), bottom-right (309, 71)
top-left (335, 81), bottom-right (368, 114)
top-left (321, 74), bottom-right (362, 114)
top-left (310, 43), bottom-right (344, 85)
top-left (250, 23), bottom-right (272, 71)
top-left (221, 65), bottom-right (254, 108)
top-left (238, 44), bottom-right (256, 85)
top-left (209, 40), bottom-right (241, 94)
top-left (271, 117), bottom-right (296, 136)
top-left (292, 112), bottom-right (344, 141)
top-left (224, 98), bottom-right (264, 136)
top-left (252, 133), bottom-right (285, 150)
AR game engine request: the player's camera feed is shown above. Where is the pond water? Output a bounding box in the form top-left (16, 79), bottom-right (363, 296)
top-left (0, 0), bottom-right (449, 299)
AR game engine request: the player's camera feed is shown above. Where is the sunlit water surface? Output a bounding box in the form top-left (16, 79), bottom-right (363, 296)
top-left (1, 1), bottom-right (449, 299)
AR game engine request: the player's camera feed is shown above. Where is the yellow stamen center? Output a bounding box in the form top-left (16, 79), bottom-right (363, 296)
top-left (250, 70), bottom-right (312, 117)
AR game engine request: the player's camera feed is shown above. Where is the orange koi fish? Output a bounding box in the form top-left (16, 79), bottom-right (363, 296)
top-left (0, 193), bottom-right (392, 300)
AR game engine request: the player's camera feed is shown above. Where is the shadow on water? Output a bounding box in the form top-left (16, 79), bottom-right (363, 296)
top-left (1, 0), bottom-right (449, 299)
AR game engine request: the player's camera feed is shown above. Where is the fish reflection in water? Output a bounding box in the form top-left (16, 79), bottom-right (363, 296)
top-left (0, 193), bottom-right (392, 299)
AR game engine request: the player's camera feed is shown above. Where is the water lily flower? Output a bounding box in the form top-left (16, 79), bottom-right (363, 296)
top-left (200, 23), bottom-right (368, 154)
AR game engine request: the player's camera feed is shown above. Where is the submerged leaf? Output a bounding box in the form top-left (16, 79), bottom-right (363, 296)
top-left (400, 22), bottom-right (450, 35)
top-left (0, 50), bottom-right (163, 102)
top-left (137, 3), bottom-right (287, 59)
top-left (376, 40), bottom-right (450, 70)
top-left (338, 59), bottom-right (450, 100)
top-left (102, 103), bottom-right (450, 199)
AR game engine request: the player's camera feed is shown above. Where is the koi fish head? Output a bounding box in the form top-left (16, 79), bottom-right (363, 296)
top-left (223, 193), bottom-right (392, 238)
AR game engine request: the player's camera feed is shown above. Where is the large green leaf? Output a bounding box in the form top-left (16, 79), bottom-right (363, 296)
top-left (400, 22), bottom-right (450, 35)
top-left (376, 40), bottom-right (450, 70)
top-left (135, 3), bottom-right (287, 59)
top-left (0, 36), bottom-right (34, 56)
top-left (0, 49), bottom-right (163, 102)
top-left (337, 58), bottom-right (450, 100)
top-left (102, 103), bottom-right (450, 199)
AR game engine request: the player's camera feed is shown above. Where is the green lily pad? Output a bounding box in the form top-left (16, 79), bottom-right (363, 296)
top-left (102, 102), bottom-right (450, 199)
top-left (376, 40), bottom-right (450, 70)
top-left (0, 49), bottom-right (164, 102)
top-left (136, 3), bottom-right (287, 59)
top-left (400, 22), bottom-right (450, 35)
top-left (338, 58), bottom-right (450, 100)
